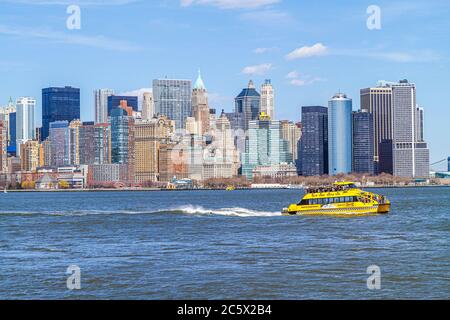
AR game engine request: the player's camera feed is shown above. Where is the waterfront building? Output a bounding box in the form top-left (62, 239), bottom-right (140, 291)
top-left (241, 112), bottom-right (293, 180)
top-left (252, 163), bottom-right (297, 180)
top-left (281, 120), bottom-right (302, 163)
top-left (142, 92), bottom-right (154, 121)
top-left (110, 107), bottom-right (135, 183)
top-left (352, 111), bottom-right (375, 174)
top-left (42, 86), bottom-right (80, 141)
top-left (159, 143), bottom-right (189, 182)
top-left (192, 71), bottom-right (210, 135)
top-left (20, 140), bottom-right (39, 172)
top-left (328, 93), bottom-right (353, 175)
top-left (360, 83), bottom-right (393, 171)
top-left (379, 139), bottom-right (393, 175)
top-left (49, 121), bottom-right (70, 167)
top-left (134, 116), bottom-right (175, 184)
top-left (107, 95), bottom-right (138, 117)
top-left (87, 164), bottom-right (129, 187)
top-left (234, 80), bottom-right (261, 131)
top-left (260, 79), bottom-right (275, 120)
top-left (203, 111), bottom-right (240, 180)
top-left (299, 106), bottom-right (328, 176)
top-left (68, 120), bottom-right (82, 165)
top-left (94, 89), bottom-right (114, 124)
top-left (153, 79), bottom-right (192, 129)
top-left (391, 80), bottom-right (430, 178)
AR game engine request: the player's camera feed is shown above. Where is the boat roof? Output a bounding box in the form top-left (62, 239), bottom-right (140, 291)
top-left (333, 182), bottom-right (356, 186)
top-left (304, 189), bottom-right (362, 199)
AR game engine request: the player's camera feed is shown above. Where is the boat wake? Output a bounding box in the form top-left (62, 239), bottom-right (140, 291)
top-left (167, 205), bottom-right (280, 217)
top-left (0, 206), bottom-right (281, 217)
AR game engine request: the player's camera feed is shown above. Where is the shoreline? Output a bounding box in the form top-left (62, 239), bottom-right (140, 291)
top-left (3, 184), bottom-right (450, 193)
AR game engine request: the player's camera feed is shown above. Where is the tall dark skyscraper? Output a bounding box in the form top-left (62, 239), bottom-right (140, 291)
top-left (42, 86), bottom-right (80, 141)
top-left (234, 80), bottom-right (261, 131)
top-left (8, 112), bottom-right (16, 153)
top-left (299, 106), bottom-right (328, 176)
top-left (352, 111), bottom-right (375, 174)
top-left (107, 95), bottom-right (138, 117)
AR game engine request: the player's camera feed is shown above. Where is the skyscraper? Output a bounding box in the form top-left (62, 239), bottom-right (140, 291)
top-left (49, 121), bottom-right (70, 167)
top-left (142, 92), bottom-right (154, 121)
top-left (153, 79), bottom-right (192, 129)
top-left (0, 98), bottom-right (16, 153)
top-left (94, 89), bottom-right (114, 124)
top-left (203, 110), bottom-right (240, 180)
top-left (260, 79), bottom-right (275, 120)
top-left (242, 113), bottom-right (292, 180)
top-left (234, 80), bottom-right (261, 131)
top-left (134, 116), bottom-right (175, 184)
top-left (192, 71), bottom-right (210, 135)
top-left (280, 120), bottom-right (302, 163)
top-left (391, 80), bottom-right (430, 178)
top-left (15, 97), bottom-right (36, 157)
top-left (69, 119), bottom-right (82, 165)
top-left (360, 83), bottom-right (393, 172)
top-left (107, 95), bottom-right (138, 117)
top-left (328, 93), bottom-right (353, 175)
top-left (79, 123), bottom-right (111, 165)
top-left (299, 106), bottom-right (328, 176)
top-left (42, 86), bottom-right (80, 141)
top-left (20, 140), bottom-right (39, 172)
top-left (352, 111), bottom-right (375, 174)
top-left (0, 120), bottom-right (7, 173)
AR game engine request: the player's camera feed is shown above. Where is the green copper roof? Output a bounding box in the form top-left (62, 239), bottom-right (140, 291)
top-left (194, 70), bottom-right (206, 90)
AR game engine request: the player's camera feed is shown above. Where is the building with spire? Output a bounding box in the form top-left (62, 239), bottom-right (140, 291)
top-left (234, 80), bottom-right (261, 132)
top-left (192, 70), bottom-right (210, 135)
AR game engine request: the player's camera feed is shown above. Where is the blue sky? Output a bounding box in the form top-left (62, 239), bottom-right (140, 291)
top-left (0, 0), bottom-right (449, 165)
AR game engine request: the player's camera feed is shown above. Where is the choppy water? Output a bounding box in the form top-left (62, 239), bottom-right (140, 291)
top-left (0, 188), bottom-right (449, 299)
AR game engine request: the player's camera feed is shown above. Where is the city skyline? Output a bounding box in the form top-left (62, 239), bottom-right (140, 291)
top-left (0, 0), bottom-right (449, 163)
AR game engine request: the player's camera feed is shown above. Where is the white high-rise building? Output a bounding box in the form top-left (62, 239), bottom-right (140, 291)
top-left (260, 79), bottom-right (275, 120)
top-left (391, 80), bottom-right (429, 178)
top-left (95, 89), bottom-right (114, 124)
top-left (16, 97), bottom-right (36, 157)
top-left (142, 92), bottom-right (154, 121)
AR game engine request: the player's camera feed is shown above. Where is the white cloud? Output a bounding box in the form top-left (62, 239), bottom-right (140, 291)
top-left (241, 63), bottom-right (272, 76)
top-left (253, 47), bottom-right (278, 54)
top-left (0, 24), bottom-right (140, 52)
top-left (286, 71), bottom-right (323, 87)
top-left (286, 71), bottom-right (299, 79)
top-left (180, 0), bottom-right (280, 9)
top-left (286, 43), bottom-right (328, 60)
top-left (119, 88), bottom-right (152, 109)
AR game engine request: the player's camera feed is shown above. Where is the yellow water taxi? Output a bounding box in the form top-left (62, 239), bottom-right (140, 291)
top-left (226, 186), bottom-right (236, 191)
top-left (282, 182), bottom-right (391, 216)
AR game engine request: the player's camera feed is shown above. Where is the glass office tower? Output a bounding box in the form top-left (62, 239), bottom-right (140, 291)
top-left (153, 79), bottom-right (192, 129)
top-left (42, 87), bottom-right (80, 141)
top-left (299, 106), bottom-right (328, 176)
top-left (328, 93), bottom-right (353, 175)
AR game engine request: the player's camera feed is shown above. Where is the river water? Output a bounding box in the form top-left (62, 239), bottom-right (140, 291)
top-left (0, 188), bottom-right (448, 299)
